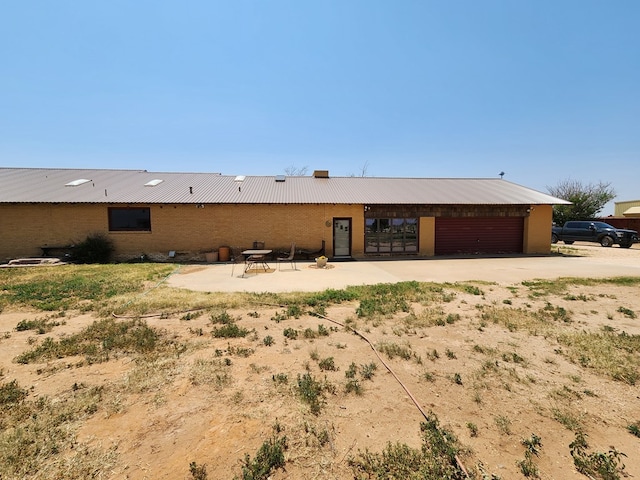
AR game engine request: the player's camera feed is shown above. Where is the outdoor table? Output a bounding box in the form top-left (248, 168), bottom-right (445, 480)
top-left (241, 249), bottom-right (272, 273)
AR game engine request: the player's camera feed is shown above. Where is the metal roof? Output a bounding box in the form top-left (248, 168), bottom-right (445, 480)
top-left (0, 168), bottom-right (570, 205)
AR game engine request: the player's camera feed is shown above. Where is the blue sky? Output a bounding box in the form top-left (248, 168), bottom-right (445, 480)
top-left (2, 1), bottom-right (638, 214)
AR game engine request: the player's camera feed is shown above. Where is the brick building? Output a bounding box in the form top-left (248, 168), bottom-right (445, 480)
top-left (0, 168), bottom-right (569, 262)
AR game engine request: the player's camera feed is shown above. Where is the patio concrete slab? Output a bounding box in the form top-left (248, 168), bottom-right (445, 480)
top-left (166, 248), bottom-right (640, 293)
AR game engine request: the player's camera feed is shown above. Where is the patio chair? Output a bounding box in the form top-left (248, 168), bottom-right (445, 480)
top-left (230, 247), bottom-right (246, 277)
top-left (276, 242), bottom-right (296, 271)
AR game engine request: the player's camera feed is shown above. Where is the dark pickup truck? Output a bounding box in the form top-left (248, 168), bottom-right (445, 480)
top-left (551, 221), bottom-right (638, 248)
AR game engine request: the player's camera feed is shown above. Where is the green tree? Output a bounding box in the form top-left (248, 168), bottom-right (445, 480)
top-left (547, 179), bottom-right (616, 225)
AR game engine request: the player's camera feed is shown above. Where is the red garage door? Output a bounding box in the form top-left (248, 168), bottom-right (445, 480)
top-left (435, 217), bottom-right (524, 255)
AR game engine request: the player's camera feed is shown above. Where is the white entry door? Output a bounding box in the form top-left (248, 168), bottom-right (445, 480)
top-left (333, 218), bottom-right (351, 257)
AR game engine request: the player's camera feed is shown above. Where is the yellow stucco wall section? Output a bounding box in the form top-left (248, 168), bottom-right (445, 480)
top-left (523, 204), bottom-right (553, 254)
top-left (419, 217), bottom-right (435, 256)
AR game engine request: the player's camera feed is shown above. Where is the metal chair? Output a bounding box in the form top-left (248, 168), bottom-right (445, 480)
top-left (230, 247), bottom-right (246, 277)
top-left (276, 243), bottom-right (296, 271)
top-left (247, 241), bottom-right (266, 266)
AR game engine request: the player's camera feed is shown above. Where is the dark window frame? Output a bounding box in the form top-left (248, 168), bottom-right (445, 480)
top-left (108, 207), bottom-right (151, 232)
top-left (365, 217), bottom-right (418, 254)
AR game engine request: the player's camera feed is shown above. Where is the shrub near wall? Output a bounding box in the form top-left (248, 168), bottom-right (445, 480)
top-left (72, 234), bottom-right (114, 264)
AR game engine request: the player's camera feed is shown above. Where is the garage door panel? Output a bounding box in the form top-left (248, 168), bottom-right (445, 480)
top-left (435, 217), bottom-right (524, 255)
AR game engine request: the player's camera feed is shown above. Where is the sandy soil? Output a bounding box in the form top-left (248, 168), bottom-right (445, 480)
top-left (1, 243), bottom-right (639, 479)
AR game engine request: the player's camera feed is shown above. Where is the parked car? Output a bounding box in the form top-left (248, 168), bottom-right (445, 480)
top-left (551, 221), bottom-right (638, 248)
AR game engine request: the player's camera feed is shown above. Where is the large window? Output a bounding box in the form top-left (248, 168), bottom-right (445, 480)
top-left (365, 218), bottom-right (417, 253)
top-left (108, 207), bottom-right (151, 232)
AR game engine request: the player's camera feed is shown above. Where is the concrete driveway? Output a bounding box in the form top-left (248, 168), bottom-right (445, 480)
top-left (166, 244), bottom-right (640, 293)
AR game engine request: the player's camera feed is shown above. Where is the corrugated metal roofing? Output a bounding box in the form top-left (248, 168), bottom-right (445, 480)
top-left (0, 168), bottom-right (570, 205)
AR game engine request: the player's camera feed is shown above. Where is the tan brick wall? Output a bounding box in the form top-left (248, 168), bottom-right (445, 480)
top-left (0, 203), bottom-right (366, 261)
top-left (523, 204), bottom-right (553, 254)
top-left (1, 202), bottom-right (551, 261)
top-left (0, 204), bottom-right (108, 261)
top-left (151, 203), bottom-right (365, 259)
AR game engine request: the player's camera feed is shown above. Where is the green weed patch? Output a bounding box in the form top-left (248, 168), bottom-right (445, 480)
top-left (0, 264), bottom-right (175, 311)
top-left (296, 373), bottom-right (333, 415)
top-left (15, 316), bottom-right (63, 334)
top-left (523, 277), bottom-right (640, 299)
top-left (558, 331), bottom-right (640, 385)
top-left (0, 380), bottom-right (115, 479)
top-left (570, 432), bottom-right (626, 479)
top-left (349, 416), bottom-right (467, 479)
top-left (15, 318), bottom-right (167, 364)
top-left (235, 435), bottom-right (287, 480)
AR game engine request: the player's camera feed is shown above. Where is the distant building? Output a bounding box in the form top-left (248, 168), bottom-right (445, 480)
top-left (0, 168), bottom-right (569, 262)
top-left (614, 200), bottom-right (640, 217)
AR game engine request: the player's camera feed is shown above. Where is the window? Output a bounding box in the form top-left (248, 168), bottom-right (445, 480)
top-left (108, 207), bottom-right (151, 232)
top-left (365, 218), bottom-right (417, 253)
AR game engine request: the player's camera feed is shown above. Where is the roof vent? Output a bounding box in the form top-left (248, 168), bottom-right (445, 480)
top-left (65, 178), bottom-right (91, 187)
top-left (144, 179), bottom-right (164, 187)
top-left (313, 170), bottom-right (329, 178)
top-left (275, 175), bottom-right (286, 182)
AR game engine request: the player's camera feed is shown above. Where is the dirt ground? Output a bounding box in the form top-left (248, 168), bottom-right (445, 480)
top-left (1, 243), bottom-right (639, 479)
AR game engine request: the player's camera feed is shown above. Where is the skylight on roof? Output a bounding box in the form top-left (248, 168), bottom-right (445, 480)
top-left (144, 179), bottom-right (164, 187)
top-left (234, 175), bottom-right (246, 182)
top-left (65, 178), bottom-right (91, 187)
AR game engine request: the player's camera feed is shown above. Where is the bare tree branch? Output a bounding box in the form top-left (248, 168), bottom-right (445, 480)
top-left (349, 161), bottom-right (371, 177)
top-left (284, 165), bottom-right (309, 176)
